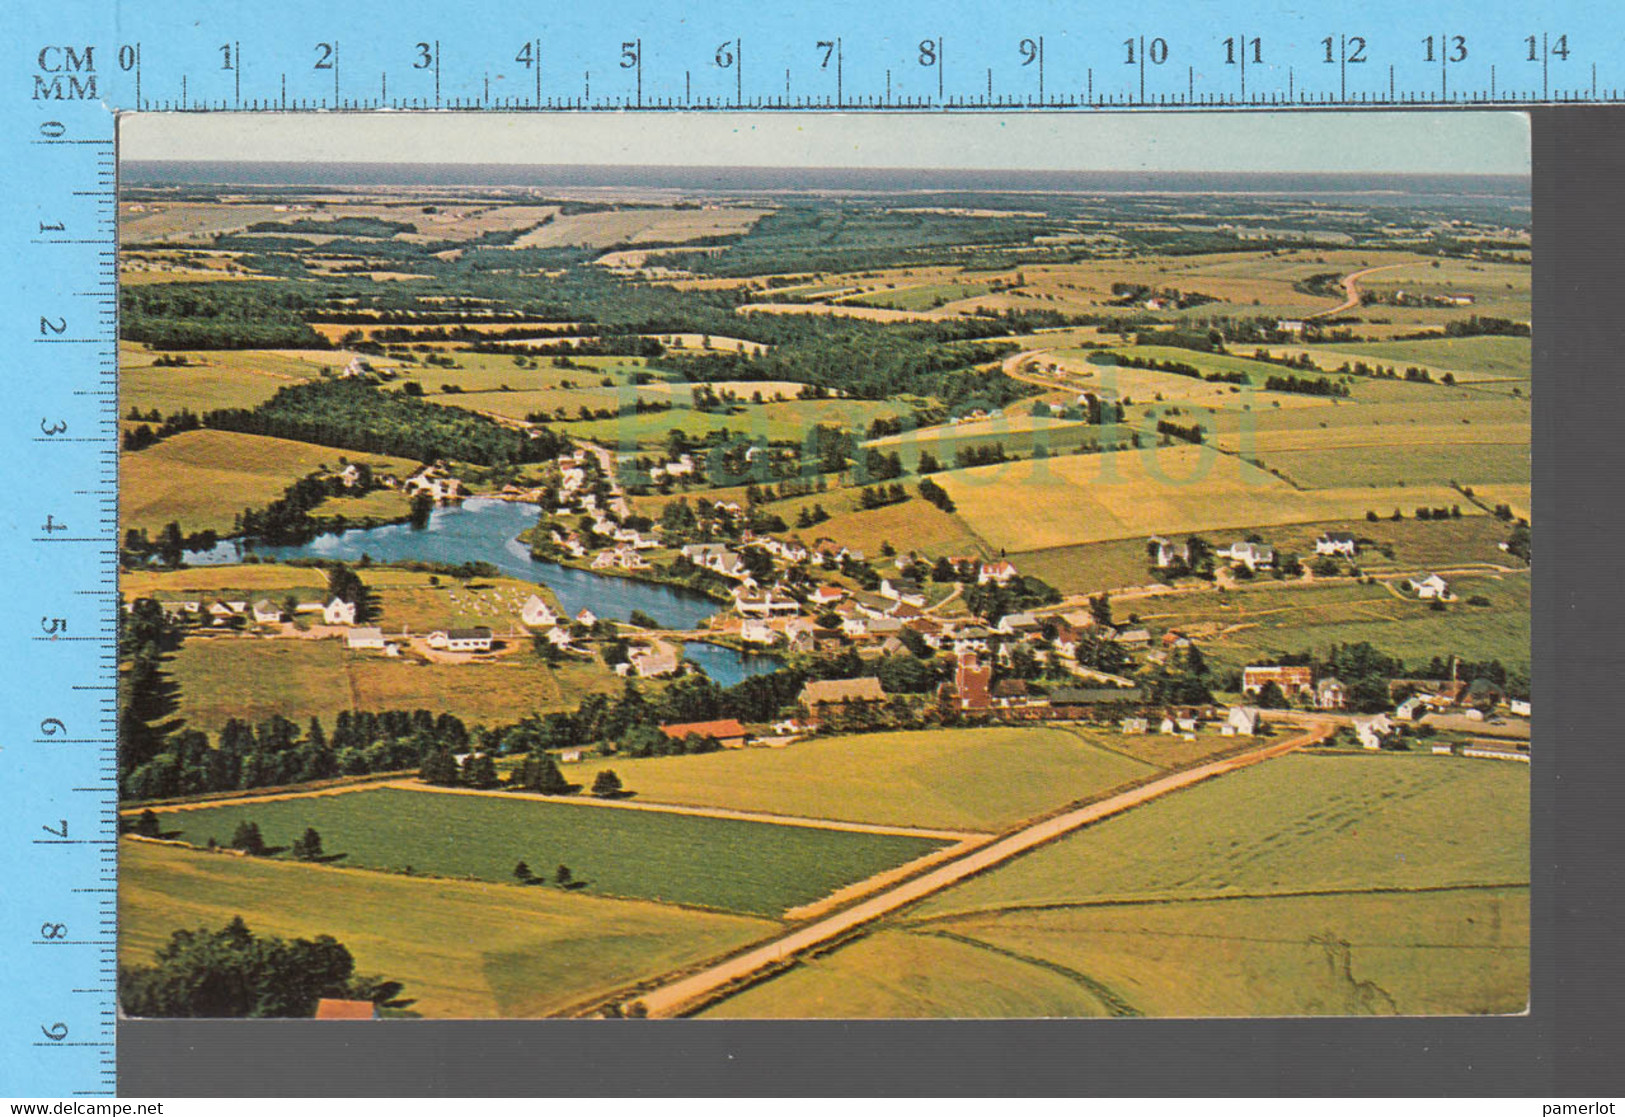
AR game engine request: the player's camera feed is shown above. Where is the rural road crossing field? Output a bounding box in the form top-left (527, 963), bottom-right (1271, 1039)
top-left (620, 720), bottom-right (1333, 1018)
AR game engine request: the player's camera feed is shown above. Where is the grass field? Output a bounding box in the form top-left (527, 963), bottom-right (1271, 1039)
top-left (705, 752), bottom-right (1529, 1017)
top-left (120, 345), bottom-right (328, 414)
top-left (166, 637), bottom-right (618, 732)
top-left (1264, 441), bottom-right (1530, 490)
top-left (1132, 572), bottom-right (1530, 673)
top-left (933, 446), bottom-right (1481, 554)
top-left (704, 887), bottom-right (1528, 1018)
top-left (121, 430), bottom-right (419, 536)
top-left (146, 787), bottom-right (947, 916)
top-left (560, 727), bottom-right (1157, 833)
top-left (920, 753), bottom-right (1528, 913)
top-left (121, 839), bottom-right (774, 1018)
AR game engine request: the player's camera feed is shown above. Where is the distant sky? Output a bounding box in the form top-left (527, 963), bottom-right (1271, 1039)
top-left (122, 111), bottom-right (1528, 176)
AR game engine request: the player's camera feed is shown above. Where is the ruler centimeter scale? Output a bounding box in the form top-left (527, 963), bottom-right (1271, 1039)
top-left (0, 0), bottom-right (1613, 1098)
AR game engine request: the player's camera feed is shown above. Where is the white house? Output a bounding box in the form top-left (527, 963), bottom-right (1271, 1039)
top-left (1411, 574), bottom-right (1453, 600)
top-left (1510, 698), bottom-right (1532, 718)
top-left (346, 626), bottom-right (386, 651)
top-left (978, 560), bottom-right (1018, 585)
top-left (740, 619), bottom-right (779, 646)
top-left (1222, 541), bottom-right (1276, 571)
top-left (251, 600), bottom-right (282, 625)
top-left (520, 595), bottom-right (558, 628)
top-left (880, 578), bottom-right (927, 607)
top-left (576, 608), bottom-right (598, 627)
top-left (1120, 717), bottom-right (1150, 734)
top-left (322, 598), bottom-right (358, 626)
top-left (1354, 714), bottom-right (1395, 750)
top-left (1314, 531), bottom-right (1359, 557)
top-left (1149, 537), bottom-right (1191, 569)
top-left (1223, 706), bottom-right (1261, 736)
top-left (427, 627), bottom-right (493, 653)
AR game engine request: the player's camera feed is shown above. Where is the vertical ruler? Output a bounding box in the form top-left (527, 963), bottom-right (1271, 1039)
top-left (0, 92), bottom-right (120, 1096)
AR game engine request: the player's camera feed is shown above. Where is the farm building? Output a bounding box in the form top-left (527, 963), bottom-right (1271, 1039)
top-left (345, 627), bottom-right (386, 651)
top-left (251, 599), bottom-right (281, 625)
top-left (427, 627), bottom-right (493, 653)
top-left (1314, 531), bottom-right (1359, 557)
top-left (314, 998), bottom-right (379, 1020)
top-left (1242, 664), bottom-right (1315, 699)
top-left (799, 676), bottom-right (887, 721)
top-left (1120, 717), bottom-right (1150, 734)
top-left (658, 718), bottom-right (750, 750)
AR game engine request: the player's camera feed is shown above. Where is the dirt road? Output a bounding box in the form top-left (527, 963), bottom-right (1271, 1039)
top-left (1308, 263), bottom-right (1409, 320)
top-left (620, 720), bottom-right (1332, 1017)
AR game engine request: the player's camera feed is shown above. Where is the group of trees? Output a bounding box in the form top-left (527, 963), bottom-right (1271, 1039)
top-left (233, 472), bottom-right (369, 546)
top-left (121, 700), bottom-right (478, 802)
top-left (121, 407), bottom-right (204, 452)
top-left (918, 476), bottom-right (956, 513)
top-left (856, 483), bottom-right (909, 510)
top-left (205, 380), bottom-right (569, 467)
top-left (119, 917), bottom-right (406, 1018)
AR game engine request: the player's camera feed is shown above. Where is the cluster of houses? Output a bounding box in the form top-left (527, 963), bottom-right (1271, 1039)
top-left (1150, 531), bottom-right (1363, 573)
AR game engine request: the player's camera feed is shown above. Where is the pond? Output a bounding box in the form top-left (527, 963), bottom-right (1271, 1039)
top-left (189, 498), bottom-right (771, 683)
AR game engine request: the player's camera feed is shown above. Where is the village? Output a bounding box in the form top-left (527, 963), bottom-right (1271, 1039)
top-left (141, 435), bottom-right (1531, 768)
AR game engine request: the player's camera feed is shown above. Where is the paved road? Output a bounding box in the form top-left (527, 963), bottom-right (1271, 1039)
top-left (622, 720), bottom-right (1332, 1017)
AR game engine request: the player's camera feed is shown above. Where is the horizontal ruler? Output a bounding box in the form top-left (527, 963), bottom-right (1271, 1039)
top-left (18, 0), bottom-right (1625, 111)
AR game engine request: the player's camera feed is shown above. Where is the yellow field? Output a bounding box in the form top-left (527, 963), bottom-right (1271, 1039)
top-left (119, 345), bottom-right (333, 413)
top-left (120, 429), bottom-right (418, 535)
top-left (122, 840), bottom-right (774, 1018)
top-left (120, 202), bottom-right (296, 243)
top-left (511, 207), bottom-right (769, 249)
top-left (933, 446), bottom-right (1480, 554)
top-left (559, 726), bottom-right (1156, 833)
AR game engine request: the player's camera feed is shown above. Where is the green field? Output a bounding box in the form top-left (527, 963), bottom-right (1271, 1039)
top-left (1263, 441), bottom-right (1529, 490)
top-left (919, 753), bottom-right (1527, 912)
top-left (147, 787), bottom-right (948, 916)
top-left (1297, 336), bottom-right (1531, 381)
top-left (705, 752), bottom-right (1529, 1018)
top-left (1134, 572), bottom-right (1531, 674)
top-left (121, 428), bottom-right (418, 536)
top-left (561, 727), bottom-right (1157, 833)
top-left (166, 637), bottom-right (619, 732)
top-left (121, 839), bottom-right (773, 1018)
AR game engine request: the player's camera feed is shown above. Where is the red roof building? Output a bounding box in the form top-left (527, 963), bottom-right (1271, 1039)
top-left (315, 999), bottom-right (379, 1020)
top-left (658, 719), bottom-right (751, 748)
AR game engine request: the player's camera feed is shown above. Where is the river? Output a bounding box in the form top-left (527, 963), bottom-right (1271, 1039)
top-left (189, 497), bottom-right (779, 683)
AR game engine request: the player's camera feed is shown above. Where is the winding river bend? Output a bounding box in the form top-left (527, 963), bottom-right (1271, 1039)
top-left (191, 497), bottom-right (780, 685)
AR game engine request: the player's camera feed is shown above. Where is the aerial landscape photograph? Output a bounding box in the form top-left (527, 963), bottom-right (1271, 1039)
top-left (114, 111), bottom-right (1531, 1020)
